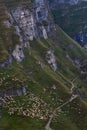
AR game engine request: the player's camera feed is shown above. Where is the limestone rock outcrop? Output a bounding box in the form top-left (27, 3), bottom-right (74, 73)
top-left (46, 50), bottom-right (57, 72)
top-left (10, 0), bottom-right (51, 61)
top-left (1, 0), bottom-right (53, 63)
top-left (12, 45), bottom-right (24, 62)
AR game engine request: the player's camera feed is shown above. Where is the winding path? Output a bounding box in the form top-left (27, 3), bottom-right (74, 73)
top-left (45, 77), bottom-right (79, 130)
top-left (45, 95), bottom-right (78, 130)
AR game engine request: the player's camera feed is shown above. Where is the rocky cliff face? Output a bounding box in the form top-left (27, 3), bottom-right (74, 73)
top-left (0, 0), bottom-right (53, 62)
top-left (8, 0), bottom-right (51, 41)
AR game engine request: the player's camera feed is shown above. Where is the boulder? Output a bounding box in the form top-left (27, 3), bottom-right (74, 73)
top-left (12, 45), bottom-right (24, 62)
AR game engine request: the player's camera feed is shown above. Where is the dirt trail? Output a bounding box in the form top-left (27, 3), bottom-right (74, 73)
top-left (70, 77), bottom-right (78, 93)
top-left (45, 94), bottom-right (78, 130)
top-left (45, 76), bottom-right (79, 130)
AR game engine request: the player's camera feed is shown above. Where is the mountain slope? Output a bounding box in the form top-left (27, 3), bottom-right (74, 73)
top-left (0, 1), bottom-right (87, 130)
top-left (0, 25), bottom-right (87, 130)
top-left (50, 0), bottom-right (87, 47)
